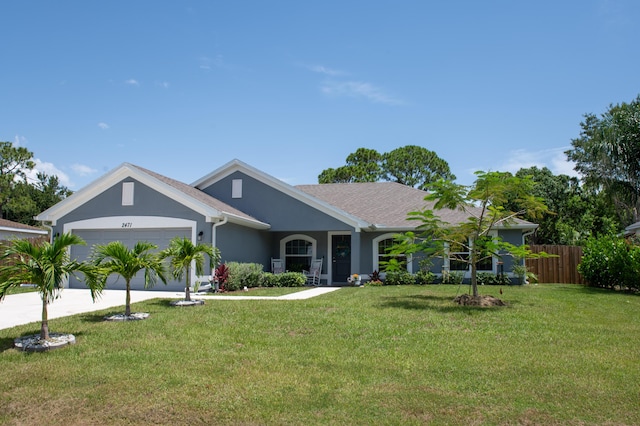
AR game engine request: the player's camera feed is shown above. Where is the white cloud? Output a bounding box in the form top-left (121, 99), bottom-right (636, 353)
top-left (321, 80), bottom-right (404, 106)
top-left (71, 163), bottom-right (97, 177)
top-left (157, 81), bottom-right (170, 89)
top-left (13, 134), bottom-right (28, 146)
top-left (24, 159), bottom-right (72, 187)
top-left (125, 79), bottom-right (139, 86)
top-left (501, 147), bottom-right (581, 178)
top-left (306, 64), bottom-right (346, 76)
top-left (98, 122), bottom-right (110, 130)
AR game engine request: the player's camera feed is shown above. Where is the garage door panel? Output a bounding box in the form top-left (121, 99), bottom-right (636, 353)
top-left (69, 228), bottom-right (191, 291)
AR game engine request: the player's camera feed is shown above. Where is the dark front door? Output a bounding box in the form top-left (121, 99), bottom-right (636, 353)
top-left (332, 234), bottom-right (351, 283)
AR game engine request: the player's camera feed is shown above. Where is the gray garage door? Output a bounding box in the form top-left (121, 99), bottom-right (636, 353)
top-left (69, 228), bottom-right (191, 291)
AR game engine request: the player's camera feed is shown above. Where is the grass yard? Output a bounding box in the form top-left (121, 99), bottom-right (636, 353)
top-left (0, 284), bottom-right (638, 425)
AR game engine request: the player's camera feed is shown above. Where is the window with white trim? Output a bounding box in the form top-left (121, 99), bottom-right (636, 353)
top-left (373, 234), bottom-right (407, 272)
top-left (281, 235), bottom-right (316, 273)
top-left (448, 237), bottom-right (494, 272)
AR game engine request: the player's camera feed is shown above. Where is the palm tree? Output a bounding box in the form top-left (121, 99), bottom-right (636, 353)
top-left (91, 241), bottom-right (167, 317)
top-left (0, 233), bottom-right (101, 340)
top-left (160, 237), bottom-right (221, 301)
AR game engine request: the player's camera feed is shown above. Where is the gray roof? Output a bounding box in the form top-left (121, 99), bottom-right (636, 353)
top-left (296, 182), bottom-right (433, 229)
top-left (296, 182), bottom-right (536, 230)
top-left (0, 218), bottom-right (47, 233)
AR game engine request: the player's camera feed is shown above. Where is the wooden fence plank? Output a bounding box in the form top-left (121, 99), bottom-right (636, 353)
top-left (525, 245), bottom-right (584, 284)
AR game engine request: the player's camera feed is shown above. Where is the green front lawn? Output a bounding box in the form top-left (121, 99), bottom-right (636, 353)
top-left (1, 284), bottom-right (638, 425)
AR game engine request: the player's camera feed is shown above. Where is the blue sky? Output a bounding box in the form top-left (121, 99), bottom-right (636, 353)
top-left (2, 1), bottom-right (639, 190)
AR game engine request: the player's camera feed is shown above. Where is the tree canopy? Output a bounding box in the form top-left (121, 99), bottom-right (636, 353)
top-left (0, 141), bottom-right (35, 219)
top-left (0, 141), bottom-right (71, 224)
top-left (318, 145), bottom-right (455, 189)
top-left (505, 167), bottom-right (619, 245)
top-left (566, 95), bottom-right (640, 225)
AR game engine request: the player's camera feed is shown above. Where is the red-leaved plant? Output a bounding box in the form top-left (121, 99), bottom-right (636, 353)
top-left (214, 263), bottom-right (229, 291)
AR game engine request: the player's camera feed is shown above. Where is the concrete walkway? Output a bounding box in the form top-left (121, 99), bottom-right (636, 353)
top-left (0, 287), bottom-right (341, 331)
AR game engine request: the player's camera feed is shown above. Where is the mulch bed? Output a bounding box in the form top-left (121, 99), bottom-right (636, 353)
top-left (454, 294), bottom-right (506, 307)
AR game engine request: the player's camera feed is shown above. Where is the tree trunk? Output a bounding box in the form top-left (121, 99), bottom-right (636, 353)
top-left (185, 267), bottom-right (191, 301)
top-left (125, 280), bottom-right (131, 316)
top-left (470, 237), bottom-right (479, 297)
top-left (40, 300), bottom-right (49, 340)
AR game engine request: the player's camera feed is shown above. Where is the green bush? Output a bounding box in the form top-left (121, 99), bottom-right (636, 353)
top-left (476, 272), bottom-right (511, 286)
top-left (415, 270), bottom-right (436, 285)
top-left (579, 235), bottom-right (640, 290)
top-left (384, 271), bottom-right (415, 286)
top-left (277, 272), bottom-right (306, 287)
top-left (226, 262), bottom-right (264, 291)
top-left (441, 270), bottom-right (464, 284)
top-left (262, 272), bottom-right (278, 288)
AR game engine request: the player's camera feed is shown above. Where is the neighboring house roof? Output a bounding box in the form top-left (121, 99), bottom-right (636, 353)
top-left (0, 218), bottom-right (48, 238)
top-left (624, 221), bottom-right (640, 235)
top-left (296, 182), bottom-right (537, 231)
top-left (35, 163), bottom-right (269, 229)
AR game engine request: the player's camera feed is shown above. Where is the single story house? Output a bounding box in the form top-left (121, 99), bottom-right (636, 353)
top-left (35, 159), bottom-right (537, 291)
top-left (0, 218), bottom-right (48, 241)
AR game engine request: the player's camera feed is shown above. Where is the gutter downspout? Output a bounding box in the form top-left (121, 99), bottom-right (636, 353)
top-left (42, 223), bottom-right (54, 244)
top-left (211, 216), bottom-right (228, 248)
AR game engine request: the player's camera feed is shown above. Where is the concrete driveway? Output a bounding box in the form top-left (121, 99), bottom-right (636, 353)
top-left (0, 287), bottom-right (340, 331)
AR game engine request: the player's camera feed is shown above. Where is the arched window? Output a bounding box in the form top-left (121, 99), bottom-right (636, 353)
top-left (281, 235), bottom-right (316, 273)
top-left (373, 234), bottom-right (408, 272)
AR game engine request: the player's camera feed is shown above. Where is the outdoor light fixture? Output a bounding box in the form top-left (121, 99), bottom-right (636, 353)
top-left (198, 231), bottom-right (204, 241)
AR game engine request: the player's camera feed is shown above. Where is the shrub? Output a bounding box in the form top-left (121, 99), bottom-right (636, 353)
top-left (579, 235), bottom-right (640, 290)
top-left (476, 272), bottom-right (511, 286)
top-left (277, 272), bottom-right (306, 287)
top-left (384, 271), bottom-right (415, 286)
top-left (441, 270), bottom-right (464, 284)
top-left (262, 272), bottom-right (278, 288)
top-left (415, 270), bottom-right (436, 285)
top-left (214, 263), bottom-right (229, 291)
top-left (226, 262), bottom-right (264, 291)
top-left (364, 279), bottom-right (384, 286)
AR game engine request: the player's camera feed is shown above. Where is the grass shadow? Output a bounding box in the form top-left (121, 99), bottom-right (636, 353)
top-left (0, 336), bottom-right (17, 352)
top-left (560, 284), bottom-right (640, 297)
top-left (378, 294), bottom-right (506, 313)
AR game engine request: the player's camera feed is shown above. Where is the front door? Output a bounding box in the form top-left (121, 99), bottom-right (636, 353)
top-left (332, 235), bottom-right (351, 283)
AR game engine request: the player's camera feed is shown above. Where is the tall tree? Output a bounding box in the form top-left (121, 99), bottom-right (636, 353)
top-left (383, 145), bottom-right (456, 189)
top-left (160, 237), bottom-right (220, 302)
top-left (0, 141), bottom-right (35, 219)
top-left (318, 145), bottom-right (454, 189)
top-left (6, 172), bottom-right (73, 225)
top-left (507, 167), bottom-right (619, 244)
top-left (318, 148), bottom-right (383, 183)
top-left (566, 95), bottom-right (640, 225)
top-left (0, 233), bottom-right (100, 340)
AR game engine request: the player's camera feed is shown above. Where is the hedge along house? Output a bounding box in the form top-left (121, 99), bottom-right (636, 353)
top-left (36, 159), bottom-right (537, 291)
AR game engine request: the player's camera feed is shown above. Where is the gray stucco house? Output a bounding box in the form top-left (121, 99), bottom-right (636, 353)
top-left (36, 159), bottom-right (537, 291)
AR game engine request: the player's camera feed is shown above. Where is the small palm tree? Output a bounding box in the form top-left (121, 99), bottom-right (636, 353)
top-left (160, 237), bottom-right (221, 301)
top-left (91, 241), bottom-right (167, 317)
top-left (0, 233), bottom-right (101, 340)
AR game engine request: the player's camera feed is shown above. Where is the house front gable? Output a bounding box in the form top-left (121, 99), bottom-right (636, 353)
top-left (193, 159), bottom-right (370, 232)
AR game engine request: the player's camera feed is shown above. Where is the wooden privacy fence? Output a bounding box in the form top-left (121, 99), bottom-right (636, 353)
top-left (525, 245), bottom-right (584, 284)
